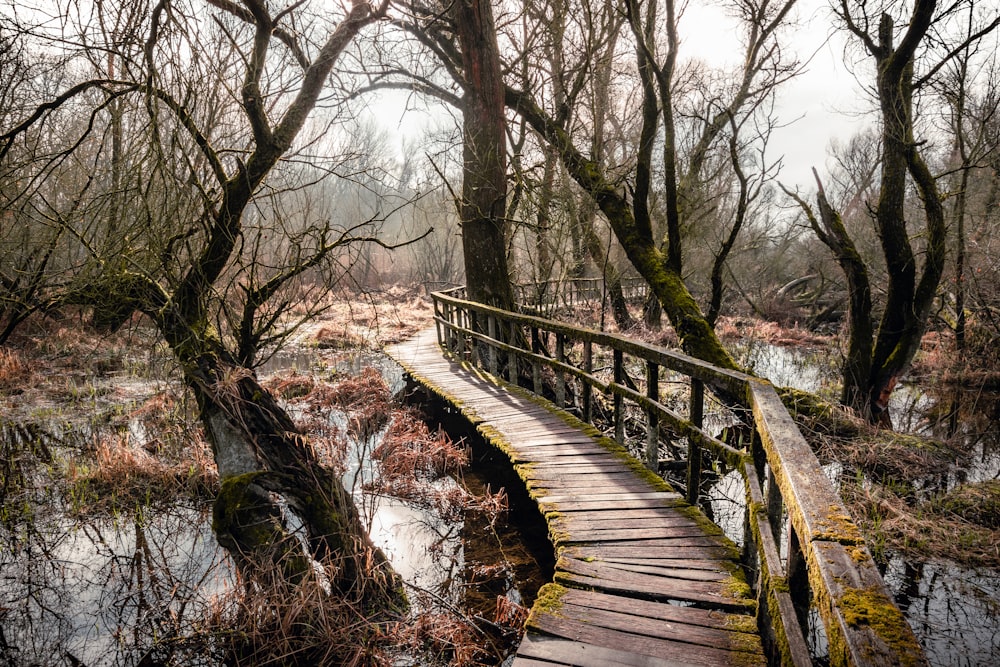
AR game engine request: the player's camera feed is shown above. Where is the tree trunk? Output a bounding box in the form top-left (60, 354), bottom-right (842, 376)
top-left (866, 7), bottom-right (946, 425)
top-left (455, 0), bottom-right (515, 311)
top-left (786, 176), bottom-right (875, 415)
top-left (156, 307), bottom-right (403, 608)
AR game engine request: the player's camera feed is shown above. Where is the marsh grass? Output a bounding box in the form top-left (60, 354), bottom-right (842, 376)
top-left (204, 559), bottom-right (393, 667)
top-left (792, 399), bottom-right (998, 567)
top-left (0, 347), bottom-right (30, 391)
top-left (64, 430), bottom-right (218, 514)
top-left (843, 481), bottom-right (1000, 566)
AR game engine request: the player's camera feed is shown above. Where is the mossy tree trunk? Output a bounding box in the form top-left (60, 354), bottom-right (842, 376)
top-left (784, 174), bottom-right (874, 412)
top-left (826, 1), bottom-right (964, 425)
top-left (454, 0), bottom-right (516, 312)
top-left (159, 315), bottom-right (401, 604)
top-left (4, 0), bottom-right (405, 611)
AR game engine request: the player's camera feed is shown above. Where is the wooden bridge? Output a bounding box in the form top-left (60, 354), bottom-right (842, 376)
top-left (386, 286), bottom-right (927, 667)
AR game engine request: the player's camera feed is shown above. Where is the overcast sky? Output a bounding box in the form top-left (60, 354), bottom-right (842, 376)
top-left (362, 0), bottom-right (874, 191)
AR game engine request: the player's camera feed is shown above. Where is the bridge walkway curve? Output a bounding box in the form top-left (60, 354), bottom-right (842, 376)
top-left (387, 329), bottom-right (765, 667)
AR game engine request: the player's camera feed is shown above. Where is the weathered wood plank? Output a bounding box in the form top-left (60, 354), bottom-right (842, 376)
top-left (561, 543), bottom-right (736, 561)
top-left (575, 559), bottom-right (730, 582)
top-left (554, 600), bottom-right (761, 654)
top-left (528, 613), bottom-right (763, 666)
top-left (554, 556), bottom-right (753, 610)
top-left (571, 553), bottom-right (730, 571)
top-left (537, 491), bottom-right (681, 503)
top-left (515, 634), bottom-right (688, 667)
top-left (556, 587), bottom-right (752, 631)
top-left (552, 513), bottom-right (701, 530)
top-left (559, 526), bottom-right (715, 542)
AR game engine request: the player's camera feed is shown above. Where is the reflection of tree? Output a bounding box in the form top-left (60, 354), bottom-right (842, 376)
top-left (885, 555), bottom-right (1000, 666)
top-left (0, 501), bottom-right (232, 665)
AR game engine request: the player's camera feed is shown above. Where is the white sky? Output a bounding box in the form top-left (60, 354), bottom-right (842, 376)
top-left (647, 0), bottom-right (874, 189)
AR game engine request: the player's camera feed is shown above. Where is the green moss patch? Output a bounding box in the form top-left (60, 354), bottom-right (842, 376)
top-left (526, 582), bottom-right (568, 627)
top-left (839, 586), bottom-right (923, 666)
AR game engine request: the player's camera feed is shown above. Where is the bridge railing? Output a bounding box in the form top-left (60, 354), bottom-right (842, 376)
top-left (514, 277), bottom-right (649, 317)
top-left (431, 286), bottom-right (925, 667)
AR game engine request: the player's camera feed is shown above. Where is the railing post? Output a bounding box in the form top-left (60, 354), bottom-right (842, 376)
top-left (787, 522), bottom-right (811, 631)
top-left (509, 321), bottom-right (520, 384)
top-left (531, 326), bottom-right (542, 395)
top-left (645, 360), bottom-right (658, 471)
top-left (555, 334), bottom-right (566, 408)
top-left (451, 304), bottom-right (461, 355)
top-left (686, 378), bottom-right (704, 505)
top-left (469, 310), bottom-right (480, 367)
top-left (434, 298), bottom-right (444, 347)
top-left (613, 349), bottom-right (624, 443)
top-left (442, 302), bottom-right (452, 351)
top-left (487, 314), bottom-right (498, 376)
top-left (582, 340), bottom-right (593, 424)
top-left (766, 466), bottom-right (784, 547)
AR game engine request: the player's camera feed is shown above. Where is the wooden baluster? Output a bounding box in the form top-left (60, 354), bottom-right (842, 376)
top-left (686, 378), bottom-right (704, 505)
top-left (767, 466), bottom-right (784, 549)
top-left (582, 340), bottom-right (592, 424)
top-left (509, 321), bottom-right (520, 384)
top-left (786, 523), bottom-right (811, 632)
top-left (531, 326), bottom-right (542, 395)
top-left (645, 360), bottom-right (658, 471)
top-left (470, 310), bottom-right (480, 366)
top-left (434, 299), bottom-right (443, 346)
top-left (555, 334), bottom-right (566, 408)
top-left (613, 349), bottom-right (624, 443)
top-left (452, 305), bottom-right (461, 355)
top-left (443, 302), bottom-right (452, 351)
top-left (487, 315), bottom-right (498, 376)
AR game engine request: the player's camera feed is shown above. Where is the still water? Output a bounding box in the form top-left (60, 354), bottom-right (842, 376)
top-left (0, 353), bottom-right (546, 666)
top-left (731, 339), bottom-right (1000, 666)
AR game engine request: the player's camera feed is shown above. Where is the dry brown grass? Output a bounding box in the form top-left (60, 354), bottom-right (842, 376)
top-left (789, 394), bottom-right (998, 566)
top-left (204, 556), bottom-right (397, 667)
top-left (842, 481), bottom-right (1000, 567)
top-left (385, 592), bottom-right (524, 667)
top-left (312, 288), bottom-right (434, 350)
top-left (65, 430), bottom-right (218, 513)
top-left (368, 408), bottom-right (472, 518)
top-left (714, 316), bottom-right (834, 347)
top-left (911, 326), bottom-right (1000, 389)
top-left (318, 367), bottom-right (395, 442)
top-left (0, 347), bottom-right (31, 392)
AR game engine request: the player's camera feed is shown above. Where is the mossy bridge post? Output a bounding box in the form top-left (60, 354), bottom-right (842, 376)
top-left (386, 284), bottom-right (927, 667)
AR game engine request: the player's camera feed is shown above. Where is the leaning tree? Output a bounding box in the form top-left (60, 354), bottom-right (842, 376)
top-left (0, 0), bottom-right (406, 608)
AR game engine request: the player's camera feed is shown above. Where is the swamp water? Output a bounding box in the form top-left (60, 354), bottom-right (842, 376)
top-left (711, 340), bottom-right (1000, 666)
top-left (0, 352), bottom-right (548, 666)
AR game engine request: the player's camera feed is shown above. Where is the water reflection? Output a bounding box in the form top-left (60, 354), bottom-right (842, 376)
top-left (0, 502), bottom-right (231, 666)
top-left (885, 557), bottom-right (1000, 667)
top-left (1, 351), bottom-right (539, 666)
top-left (725, 340), bottom-right (1000, 666)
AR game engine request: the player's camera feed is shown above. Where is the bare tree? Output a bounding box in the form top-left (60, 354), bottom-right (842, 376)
top-left (787, 0), bottom-right (999, 424)
top-left (1, 0), bottom-right (408, 612)
top-left (506, 0), bottom-right (801, 379)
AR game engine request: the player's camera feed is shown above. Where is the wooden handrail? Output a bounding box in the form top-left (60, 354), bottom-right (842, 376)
top-left (431, 286), bottom-right (927, 667)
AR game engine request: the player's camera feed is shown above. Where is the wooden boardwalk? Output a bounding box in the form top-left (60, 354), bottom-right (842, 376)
top-left (387, 329), bottom-right (764, 667)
